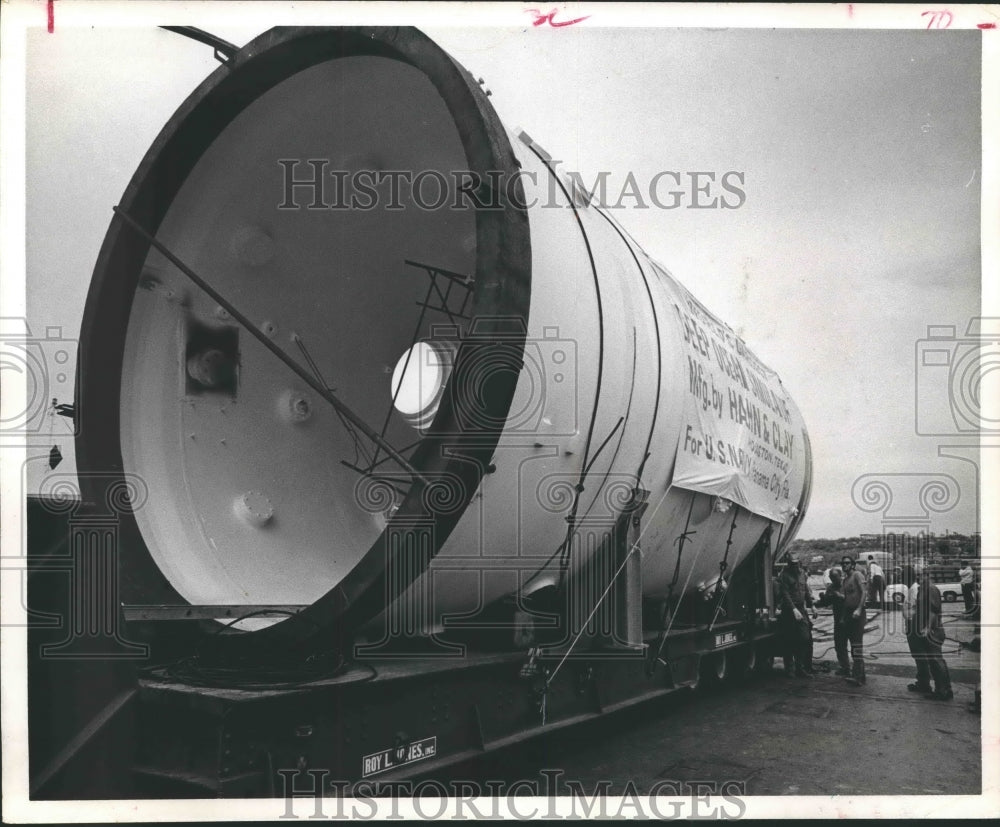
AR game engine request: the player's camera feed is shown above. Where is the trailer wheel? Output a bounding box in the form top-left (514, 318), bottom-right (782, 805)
top-left (730, 644), bottom-right (756, 680)
top-left (670, 655), bottom-right (702, 691)
top-left (687, 669), bottom-right (701, 692)
top-left (700, 651), bottom-right (729, 686)
top-left (753, 647), bottom-right (775, 675)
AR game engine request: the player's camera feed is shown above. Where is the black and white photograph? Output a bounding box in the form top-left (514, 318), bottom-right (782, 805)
top-left (1, 1), bottom-right (997, 820)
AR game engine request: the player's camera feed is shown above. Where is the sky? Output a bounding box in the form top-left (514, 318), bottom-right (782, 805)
top-left (15, 17), bottom-right (990, 540)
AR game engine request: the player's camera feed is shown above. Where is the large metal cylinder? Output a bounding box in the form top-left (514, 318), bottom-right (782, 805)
top-left (76, 27), bottom-right (811, 652)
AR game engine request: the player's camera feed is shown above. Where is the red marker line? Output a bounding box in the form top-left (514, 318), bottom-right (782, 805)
top-left (978, 22), bottom-right (997, 29)
top-left (549, 15), bottom-right (590, 28)
top-left (526, 9), bottom-right (590, 28)
top-left (47, 0), bottom-right (54, 33)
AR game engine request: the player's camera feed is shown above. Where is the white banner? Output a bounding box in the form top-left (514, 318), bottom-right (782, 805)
top-left (668, 284), bottom-right (800, 523)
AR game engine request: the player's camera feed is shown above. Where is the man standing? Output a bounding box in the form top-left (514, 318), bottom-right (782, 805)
top-left (776, 553), bottom-right (818, 677)
top-left (912, 562), bottom-right (953, 700)
top-left (772, 565), bottom-right (794, 674)
top-left (816, 567), bottom-right (850, 676)
top-left (841, 556), bottom-right (867, 686)
top-left (867, 555), bottom-right (885, 609)
top-left (903, 564), bottom-right (932, 695)
top-left (959, 560), bottom-right (976, 614)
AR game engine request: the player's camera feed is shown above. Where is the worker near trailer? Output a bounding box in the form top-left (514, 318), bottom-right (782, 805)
top-left (816, 566), bottom-right (850, 676)
top-left (772, 565), bottom-right (794, 674)
top-left (902, 563), bottom-right (932, 695)
top-left (959, 560), bottom-right (976, 614)
top-left (867, 555), bottom-right (885, 609)
top-left (840, 556), bottom-right (867, 686)
top-left (908, 561), bottom-right (954, 701)
top-left (776, 553), bottom-right (817, 677)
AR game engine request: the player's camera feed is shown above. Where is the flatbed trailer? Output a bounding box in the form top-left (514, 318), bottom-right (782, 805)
top-left (130, 620), bottom-right (775, 798)
top-left (28, 493), bottom-right (782, 799)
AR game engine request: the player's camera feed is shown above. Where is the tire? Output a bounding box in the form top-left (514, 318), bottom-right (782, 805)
top-left (892, 592), bottom-right (905, 604)
top-left (700, 651), bottom-right (729, 686)
top-left (943, 591), bottom-right (957, 603)
top-left (683, 656), bottom-right (702, 692)
top-left (754, 649), bottom-right (776, 675)
top-left (727, 644), bottom-right (757, 682)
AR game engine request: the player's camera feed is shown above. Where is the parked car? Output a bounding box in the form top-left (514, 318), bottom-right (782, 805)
top-left (819, 562), bottom-right (869, 588)
top-left (807, 574), bottom-right (826, 604)
top-left (886, 580), bottom-right (962, 604)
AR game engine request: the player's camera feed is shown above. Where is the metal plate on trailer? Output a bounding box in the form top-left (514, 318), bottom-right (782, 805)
top-left (713, 631), bottom-right (738, 648)
top-left (362, 736), bottom-right (437, 778)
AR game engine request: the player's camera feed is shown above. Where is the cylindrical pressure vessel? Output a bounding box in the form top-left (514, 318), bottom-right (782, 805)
top-left (76, 27), bottom-right (811, 653)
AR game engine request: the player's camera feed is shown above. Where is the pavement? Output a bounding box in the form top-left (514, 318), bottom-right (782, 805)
top-left (540, 670), bottom-right (981, 796)
top-left (479, 602), bottom-right (982, 797)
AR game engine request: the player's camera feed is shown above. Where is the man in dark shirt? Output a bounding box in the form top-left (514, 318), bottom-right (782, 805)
top-left (841, 556), bottom-right (867, 686)
top-left (912, 563), bottom-right (953, 700)
top-left (816, 567), bottom-right (850, 676)
top-left (776, 553), bottom-right (817, 677)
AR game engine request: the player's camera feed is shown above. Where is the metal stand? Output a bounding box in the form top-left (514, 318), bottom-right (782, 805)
top-left (598, 488), bottom-right (649, 652)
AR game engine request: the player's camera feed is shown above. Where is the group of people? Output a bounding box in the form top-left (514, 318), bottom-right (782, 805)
top-left (775, 554), bottom-right (952, 700)
top-left (777, 554), bottom-right (866, 684)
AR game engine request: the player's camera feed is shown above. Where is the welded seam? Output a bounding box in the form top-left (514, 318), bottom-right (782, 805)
top-left (592, 205), bottom-right (664, 487)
